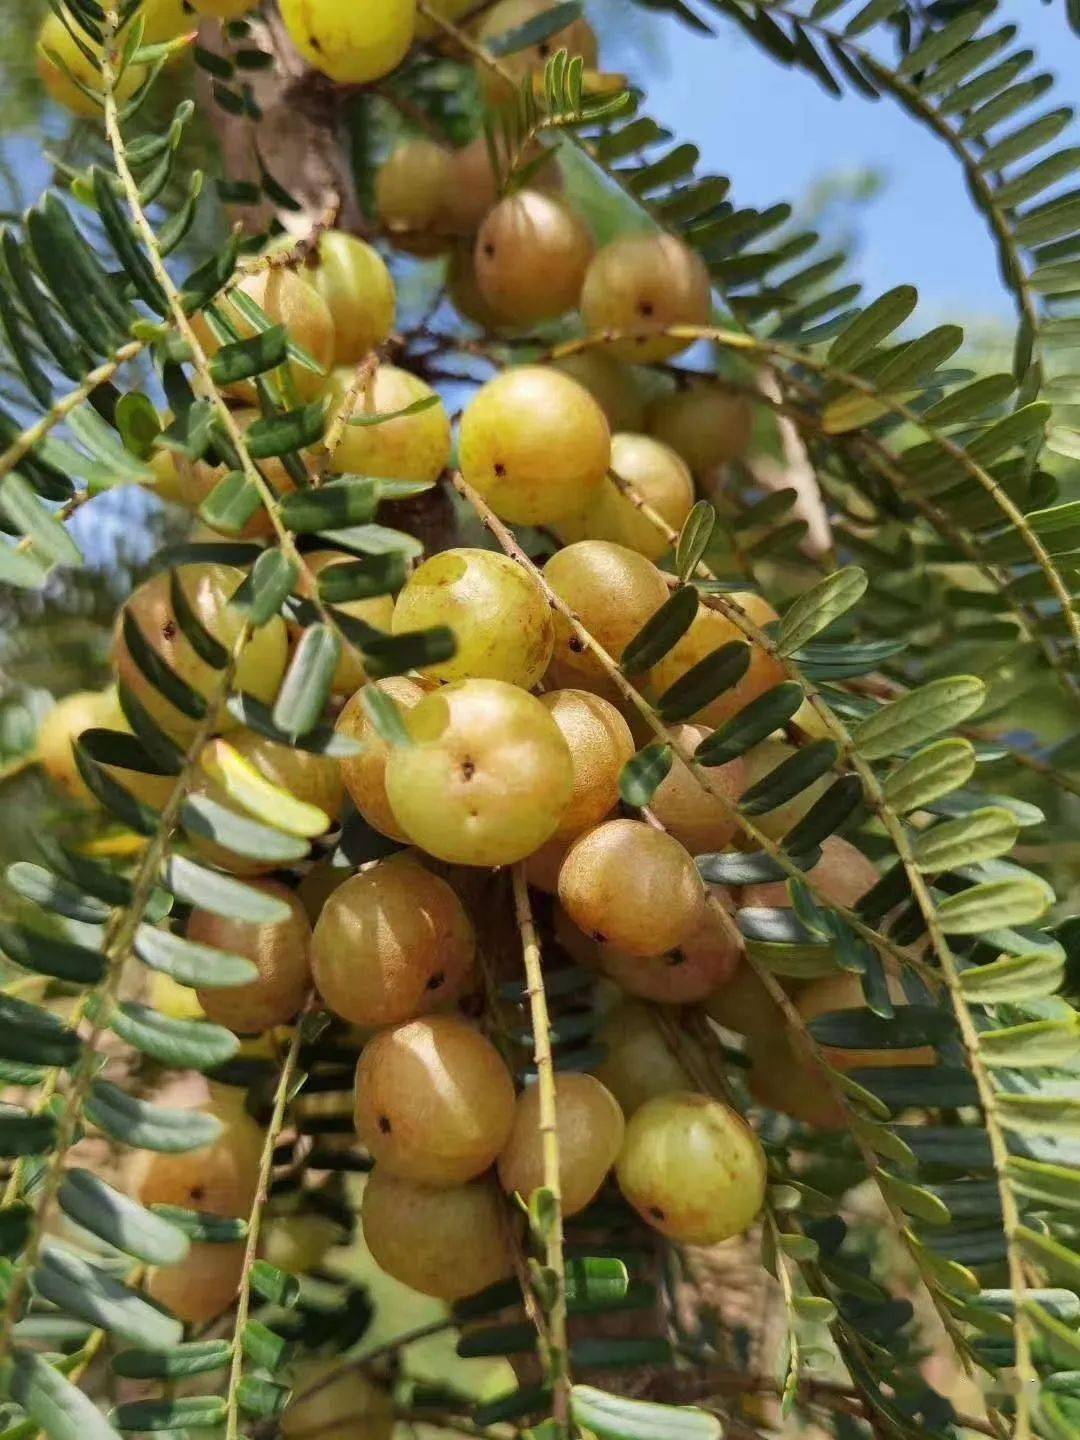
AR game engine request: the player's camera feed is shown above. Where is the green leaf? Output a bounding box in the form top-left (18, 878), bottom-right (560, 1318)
top-left (241, 1318), bottom-right (291, 1371)
top-left (112, 1341), bottom-right (232, 1380)
top-left (979, 1018), bottom-right (1079, 1068)
top-left (655, 641), bottom-right (750, 723)
top-left (828, 286), bottom-right (918, 368)
top-left (360, 683), bottom-right (410, 747)
top-left (486, 1), bottom-right (582, 56)
top-left (0, 1106), bottom-right (55, 1157)
top-left (878, 1172), bottom-right (951, 1225)
top-left (777, 567), bottom-right (867, 656)
top-left (1024, 1301), bottom-right (1080, 1367)
top-left (86, 1080), bottom-right (223, 1153)
top-left (237, 1377), bottom-right (291, 1420)
top-left (620, 585), bottom-right (698, 674)
top-left (739, 741), bottom-right (838, 816)
top-left (960, 950), bottom-right (1064, 1002)
top-left (359, 626), bottom-right (455, 680)
top-left (694, 683), bottom-right (803, 766)
top-left (1008, 1157), bottom-right (1080, 1212)
top-left (912, 807), bottom-right (1020, 872)
top-left (148, 1206), bottom-right (246, 1242)
top-left (569, 1385), bottom-right (721, 1440)
top-left (112, 1397), bottom-right (226, 1433)
top-left (782, 774), bottom-right (863, 852)
top-left (231, 547), bottom-right (299, 627)
top-left (272, 623), bottom-right (340, 737)
top-left (998, 1095), bottom-right (1080, 1141)
top-left (209, 325), bottom-right (288, 385)
top-left (279, 477), bottom-right (381, 533)
top-left (619, 743), bottom-right (673, 807)
top-left (882, 738), bottom-right (976, 814)
top-left (180, 792), bottom-right (311, 864)
top-left (316, 552), bottom-right (406, 603)
top-left (921, 374), bottom-right (1015, 425)
top-left (34, 1246), bottom-right (183, 1351)
top-left (133, 924), bottom-right (259, 988)
top-left (250, 1259), bottom-right (300, 1307)
top-left (980, 108), bottom-right (1074, 170)
top-left (853, 677), bottom-right (985, 760)
top-left (163, 855), bottom-right (291, 923)
top-left (808, 1004), bottom-right (953, 1049)
top-left (199, 469), bottom-right (262, 536)
top-left (109, 1001), bottom-right (239, 1071)
top-left (0, 995), bottom-right (80, 1068)
top-left (8, 1347), bottom-right (122, 1440)
top-left (937, 878), bottom-right (1049, 934)
top-left (120, 609), bottom-right (207, 722)
top-left (675, 501), bottom-right (715, 582)
top-left (0, 475), bottom-right (81, 568)
top-left (199, 738), bottom-right (330, 839)
top-left (245, 402), bottom-right (326, 459)
top-left (58, 1170), bottom-right (189, 1265)
top-left (0, 924), bottom-right (105, 986)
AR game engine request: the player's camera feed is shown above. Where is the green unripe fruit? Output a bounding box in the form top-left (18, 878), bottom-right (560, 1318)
top-left (375, 140), bottom-right (453, 250)
top-left (556, 432), bottom-right (694, 560)
top-left (301, 231), bottom-right (396, 364)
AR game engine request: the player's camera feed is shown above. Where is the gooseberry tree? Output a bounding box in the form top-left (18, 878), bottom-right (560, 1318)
top-left (0, 3), bottom-right (1079, 1440)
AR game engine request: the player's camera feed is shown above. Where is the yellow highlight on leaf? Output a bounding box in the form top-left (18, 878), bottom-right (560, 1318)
top-left (199, 739), bottom-right (331, 839)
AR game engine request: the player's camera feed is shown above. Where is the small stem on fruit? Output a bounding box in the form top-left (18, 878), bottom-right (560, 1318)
top-left (318, 349), bottom-right (380, 475)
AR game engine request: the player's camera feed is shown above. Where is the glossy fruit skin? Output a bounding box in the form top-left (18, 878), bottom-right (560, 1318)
top-left (375, 140), bottom-right (453, 248)
top-left (581, 234), bottom-right (712, 362)
top-left (550, 353), bottom-right (645, 434)
top-left (558, 819), bottom-right (706, 957)
top-left (543, 541), bottom-right (668, 700)
top-left (648, 593), bottom-right (785, 733)
top-left (188, 880), bottom-right (311, 1034)
top-left (283, 1360), bottom-right (393, 1440)
top-left (616, 1091), bottom-right (766, 1244)
top-left (191, 268), bottom-right (334, 404)
top-left (138, 0), bottom-right (196, 48)
top-left (280, 0), bottom-right (416, 83)
top-left (556, 432), bottom-right (694, 561)
top-left (37, 12), bottom-right (144, 118)
top-left (733, 737), bottom-right (832, 847)
top-left (743, 835), bottom-right (878, 910)
top-left (498, 1073), bottom-right (624, 1218)
top-left (176, 408), bottom-right (304, 538)
top-left (336, 676), bottom-right (430, 841)
top-left (362, 1169), bottom-right (515, 1301)
top-left (650, 725), bottom-right (744, 855)
top-left (392, 548), bottom-right (553, 688)
top-left (111, 564), bottom-right (289, 743)
top-left (598, 901), bottom-right (739, 1004)
top-left (313, 859), bottom-right (475, 1028)
top-left (646, 386), bottom-right (754, 475)
top-left (326, 364), bottom-right (451, 485)
top-left (475, 191), bottom-right (593, 326)
top-left (37, 688), bottom-right (125, 806)
top-left (291, 549), bottom-right (395, 696)
top-left (354, 1015), bottom-right (516, 1185)
top-left (540, 690), bottom-right (634, 839)
top-left (302, 231), bottom-right (396, 364)
top-left (148, 1240), bottom-right (245, 1324)
top-left (130, 1099), bottom-right (264, 1217)
top-left (459, 367), bottom-right (611, 525)
top-left (477, 0), bottom-right (598, 103)
top-left (385, 679), bottom-right (574, 867)
top-left (592, 1000), bottom-right (693, 1116)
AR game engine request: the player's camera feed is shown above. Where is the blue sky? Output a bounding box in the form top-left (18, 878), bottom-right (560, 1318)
top-left (608, 0), bottom-right (1080, 324)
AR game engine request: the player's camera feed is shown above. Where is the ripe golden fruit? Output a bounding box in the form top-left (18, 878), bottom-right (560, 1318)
top-left (130, 1100), bottom-right (264, 1216)
top-left (649, 594), bottom-right (785, 732)
top-left (616, 1092), bottom-right (766, 1244)
top-left (283, 1360), bottom-right (393, 1440)
top-left (743, 835), bottom-right (878, 910)
top-left (176, 409), bottom-right (305, 538)
top-left (139, 0), bottom-right (195, 47)
top-left (280, 0), bottom-right (416, 83)
top-left (189, 0), bottom-right (259, 15)
top-left (498, 1073), bottom-right (624, 1217)
top-left (326, 364), bottom-right (451, 485)
top-left (224, 728), bottom-right (344, 825)
top-left (392, 548), bottom-right (553, 688)
top-left (354, 1015), bottom-right (515, 1185)
top-left (362, 1169), bottom-right (515, 1301)
top-left (37, 688), bottom-right (125, 806)
top-left (301, 231), bottom-right (396, 364)
top-left (543, 540), bottom-right (668, 699)
top-left (558, 819), bottom-right (705, 957)
top-left (650, 725), bottom-right (745, 854)
top-left (148, 1240), bottom-right (245, 1324)
top-left (556, 432), bottom-right (694, 560)
top-left (798, 970), bottom-right (935, 1072)
top-left (475, 191), bottom-right (593, 326)
top-left (592, 1001), bottom-right (693, 1117)
top-left (477, 0), bottom-right (598, 103)
top-left (191, 268), bottom-right (334, 404)
top-left (539, 690), bottom-right (634, 839)
top-left (385, 680), bottom-right (574, 866)
top-left (313, 859), bottom-right (475, 1028)
top-left (459, 367), bottom-right (611, 525)
top-left (187, 880), bottom-right (312, 1034)
top-left (336, 676), bottom-right (429, 841)
top-left (581, 233), bottom-right (712, 362)
top-left (734, 737), bottom-right (831, 847)
top-left (375, 140), bottom-right (453, 248)
top-left (598, 901), bottom-right (739, 1005)
top-left (646, 386), bottom-right (754, 475)
top-left (291, 550), bottom-right (395, 697)
top-left (37, 12), bottom-right (145, 118)
top-left (111, 565), bottom-right (288, 743)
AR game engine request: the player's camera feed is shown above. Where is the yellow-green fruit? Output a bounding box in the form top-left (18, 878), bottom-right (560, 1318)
top-left (302, 231), bottom-right (396, 364)
top-left (375, 140), bottom-right (453, 246)
top-left (556, 432), bottom-right (694, 560)
top-left (362, 1170), bottom-right (515, 1301)
top-left (176, 408), bottom-right (305, 538)
top-left (336, 676), bottom-right (429, 841)
top-left (283, 1361), bottom-right (393, 1440)
top-left (150, 972), bottom-right (205, 1022)
top-left (392, 548), bottom-right (553, 687)
top-left (592, 1001), bottom-right (693, 1117)
top-left (312, 859), bottom-right (475, 1028)
top-left (598, 900), bottom-right (739, 1005)
top-left (354, 1015), bottom-right (516, 1184)
top-left (743, 835), bottom-right (878, 910)
top-left (550, 353), bottom-right (645, 434)
top-left (648, 593), bottom-right (785, 733)
top-left (616, 1092), bottom-right (766, 1244)
top-left (291, 549), bottom-right (395, 696)
top-left (148, 1240), bottom-right (245, 1324)
top-left (37, 12), bottom-right (144, 118)
top-left (735, 738), bottom-right (831, 847)
top-left (280, 0), bottom-right (416, 83)
top-left (646, 386), bottom-right (754, 474)
top-left (37, 688), bottom-right (125, 806)
top-left (558, 819), bottom-right (705, 957)
top-left (477, 0), bottom-right (598, 103)
top-left (130, 1100), bottom-right (264, 1216)
top-left (191, 268), bottom-right (334, 404)
top-left (798, 970), bottom-right (935, 1073)
top-left (475, 190), bottom-right (593, 326)
top-left (111, 565), bottom-right (288, 743)
top-left (385, 679), bottom-right (574, 867)
top-left (264, 1213), bottom-right (342, 1276)
top-left (226, 728), bottom-right (344, 823)
top-left (188, 880), bottom-right (311, 1034)
top-left (539, 690), bottom-right (634, 839)
top-left (190, 0), bottom-right (259, 16)
top-left (498, 1073), bottom-right (624, 1217)
top-left (139, 0), bottom-right (195, 46)
top-left (580, 233), bottom-right (712, 363)
top-left (459, 367), bottom-right (611, 525)
top-left (326, 364), bottom-right (450, 484)
top-left (649, 725), bottom-right (744, 855)
top-left (543, 541), bottom-right (668, 699)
